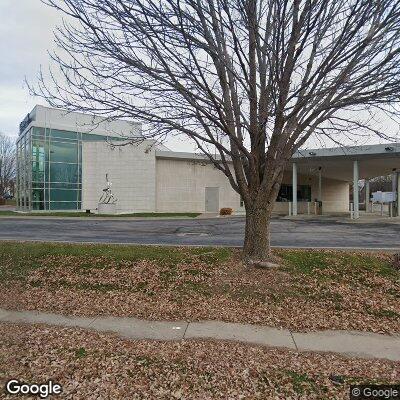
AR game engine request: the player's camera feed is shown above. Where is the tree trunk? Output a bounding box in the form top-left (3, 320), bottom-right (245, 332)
top-left (243, 201), bottom-right (274, 264)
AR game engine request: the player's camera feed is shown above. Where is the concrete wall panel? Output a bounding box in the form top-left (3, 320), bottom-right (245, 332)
top-left (156, 159), bottom-right (241, 213)
top-left (156, 159), bottom-right (349, 214)
top-left (82, 141), bottom-right (156, 212)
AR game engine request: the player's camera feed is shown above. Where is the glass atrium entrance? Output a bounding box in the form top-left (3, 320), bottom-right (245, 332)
top-left (16, 127), bottom-right (82, 211)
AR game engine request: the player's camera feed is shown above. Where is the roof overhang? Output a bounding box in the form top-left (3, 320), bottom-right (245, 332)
top-left (291, 143), bottom-right (400, 181)
top-left (156, 142), bottom-right (400, 182)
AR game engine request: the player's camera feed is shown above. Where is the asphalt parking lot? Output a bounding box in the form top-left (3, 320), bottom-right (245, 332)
top-left (0, 216), bottom-right (399, 249)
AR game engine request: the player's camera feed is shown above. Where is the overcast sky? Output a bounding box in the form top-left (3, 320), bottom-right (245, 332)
top-left (0, 1), bottom-right (193, 151)
top-left (0, 0), bottom-right (60, 137)
top-left (0, 1), bottom-right (398, 149)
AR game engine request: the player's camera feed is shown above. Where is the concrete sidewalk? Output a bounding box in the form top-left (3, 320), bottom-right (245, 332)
top-left (1, 308), bottom-right (399, 361)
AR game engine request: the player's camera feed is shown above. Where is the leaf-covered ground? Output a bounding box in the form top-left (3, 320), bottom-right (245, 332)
top-left (0, 322), bottom-right (398, 400)
top-left (0, 242), bottom-right (399, 333)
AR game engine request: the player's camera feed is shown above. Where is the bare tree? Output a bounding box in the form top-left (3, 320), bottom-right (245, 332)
top-left (32, 0), bottom-right (400, 264)
top-left (0, 133), bottom-right (16, 198)
top-left (368, 175), bottom-right (394, 194)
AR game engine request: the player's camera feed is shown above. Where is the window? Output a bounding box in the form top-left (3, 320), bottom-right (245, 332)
top-left (50, 201), bottom-right (81, 210)
top-left (276, 184), bottom-right (311, 202)
top-left (49, 189), bottom-right (80, 202)
top-left (50, 141), bottom-right (78, 163)
top-left (298, 185), bottom-right (312, 202)
top-left (32, 159), bottom-right (45, 182)
top-left (50, 182), bottom-right (81, 189)
top-left (49, 163), bottom-right (79, 183)
top-left (50, 129), bottom-right (78, 140)
top-left (277, 184), bottom-right (292, 202)
top-left (32, 127), bottom-right (45, 137)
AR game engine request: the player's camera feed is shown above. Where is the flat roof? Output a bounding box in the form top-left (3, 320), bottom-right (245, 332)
top-left (156, 142), bottom-right (400, 181)
top-left (21, 106), bottom-right (399, 181)
top-left (293, 142), bottom-right (400, 161)
top-left (156, 142), bottom-right (400, 162)
top-left (155, 151), bottom-right (220, 162)
top-left (19, 105), bottom-right (142, 139)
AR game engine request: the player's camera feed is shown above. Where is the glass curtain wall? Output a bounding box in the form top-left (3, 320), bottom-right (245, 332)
top-left (16, 129), bottom-right (32, 210)
top-left (17, 127), bottom-right (82, 211)
top-left (17, 128), bottom-right (117, 211)
top-left (32, 127), bottom-right (82, 210)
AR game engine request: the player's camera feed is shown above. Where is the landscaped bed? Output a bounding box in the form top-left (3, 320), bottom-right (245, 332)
top-left (0, 322), bottom-right (398, 399)
top-left (0, 242), bottom-right (399, 333)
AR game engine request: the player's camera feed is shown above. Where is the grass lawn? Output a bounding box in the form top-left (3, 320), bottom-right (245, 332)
top-left (0, 242), bottom-right (399, 333)
top-left (1, 322), bottom-right (398, 399)
top-left (0, 211), bottom-right (201, 218)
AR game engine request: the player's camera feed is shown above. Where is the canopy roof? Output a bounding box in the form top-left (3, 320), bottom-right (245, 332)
top-left (292, 143), bottom-right (400, 181)
top-left (156, 142), bottom-right (400, 182)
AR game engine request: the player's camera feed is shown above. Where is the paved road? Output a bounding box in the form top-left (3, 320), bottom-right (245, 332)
top-left (0, 216), bottom-right (399, 249)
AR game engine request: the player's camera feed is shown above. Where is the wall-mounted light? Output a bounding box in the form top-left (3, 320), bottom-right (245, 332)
top-left (385, 146), bottom-right (394, 152)
top-left (309, 151), bottom-right (316, 156)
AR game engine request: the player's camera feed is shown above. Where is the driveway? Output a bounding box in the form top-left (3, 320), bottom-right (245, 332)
top-left (0, 216), bottom-right (399, 249)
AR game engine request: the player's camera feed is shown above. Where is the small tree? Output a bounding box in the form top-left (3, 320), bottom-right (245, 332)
top-left (0, 133), bottom-right (16, 197)
top-left (33, 0), bottom-right (400, 264)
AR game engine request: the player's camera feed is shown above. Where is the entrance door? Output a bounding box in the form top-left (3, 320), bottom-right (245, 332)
top-left (205, 187), bottom-right (219, 212)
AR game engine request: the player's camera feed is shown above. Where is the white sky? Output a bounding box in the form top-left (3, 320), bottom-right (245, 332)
top-left (0, 0), bottom-right (398, 150)
top-left (0, 0), bottom-right (57, 138)
top-left (0, 0), bottom-right (194, 151)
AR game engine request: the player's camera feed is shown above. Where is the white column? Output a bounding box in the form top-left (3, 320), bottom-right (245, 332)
top-left (353, 160), bottom-right (359, 219)
top-left (392, 172), bottom-right (397, 217)
top-left (397, 172), bottom-right (400, 217)
top-left (318, 167), bottom-right (322, 201)
top-left (292, 163), bottom-right (298, 216)
top-left (365, 179), bottom-right (370, 213)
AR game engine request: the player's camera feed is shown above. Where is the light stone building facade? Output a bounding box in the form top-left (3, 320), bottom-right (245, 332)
top-left (17, 106), bottom-right (400, 216)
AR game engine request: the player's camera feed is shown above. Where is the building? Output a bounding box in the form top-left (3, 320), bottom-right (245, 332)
top-left (16, 105), bottom-right (400, 216)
